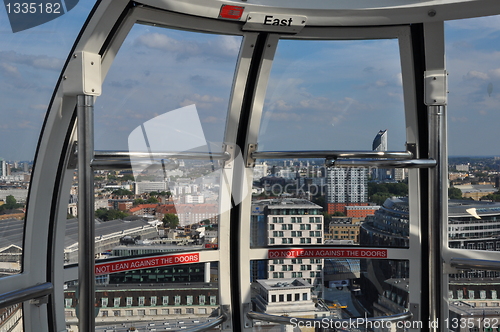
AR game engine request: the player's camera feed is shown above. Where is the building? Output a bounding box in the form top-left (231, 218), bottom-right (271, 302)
top-left (453, 184), bottom-right (496, 200)
top-left (252, 278), bottom-right (327, 317)
top-left (326, 167), bottom-right (368, 214)
top-left (372, 129), bottom-right (389, 181)
top-left (251, 199), bottom-right (324, 287)
top-left (135, 181), bottom-right (167, 194)
top-left (325, 217), bottom-right (361, 243)
top-left (360, 197), bottom-right (410, 247)
top-left (64, 283), bottom-right (219, 327)
top-left (345, 205), bottom-right (380, 219)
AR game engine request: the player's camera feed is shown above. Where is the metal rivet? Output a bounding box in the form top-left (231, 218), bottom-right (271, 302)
top-left (73, 54), bottom-right (77, 58)
top-left (63, 76), bottom-right (67, 80)
top-left (92, 89), bottom-right (95, 92)
top-left (250, 44), bottom-right (254, 48)
top-left (433, 77), bottom-right (437, 80)
top-left (91, 62), bottom-right (94, 65)
top-left (428, 9), bottom-right (436, 17)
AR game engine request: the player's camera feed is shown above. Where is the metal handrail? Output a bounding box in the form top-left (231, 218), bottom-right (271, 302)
top-left (252, 150), bottom-right (413, 160)
top-left (247, 310), bottom-right (413, 325)
top-left (450, 258), bottom-right (500, 271)
top-left (329, 158), bottom-right (437, 168)
top-left (91, 150), bottom-right (231, 169)
top-left (0, 282), bottom-right (53, 310)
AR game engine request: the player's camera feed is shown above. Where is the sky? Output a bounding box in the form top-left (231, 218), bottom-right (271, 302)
top-left (0, 2), bottom-right (500, 160)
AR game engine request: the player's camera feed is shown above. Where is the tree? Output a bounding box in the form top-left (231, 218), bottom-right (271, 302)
top-left (448, 187), bottom-right (463, 200)
top-left (147, 197), bottom-right (159, 204)
top-left (133, 198), bottom-right (146, 206)
top-left (95, 208), bottom-right (128, 221)
top-left (112, 188), bottom-right (133, 196)
top-left (121, 174), bottom-right (135, 181)
top-left (163, 213), bottom-right (179, 229)
top-left (0, 195), bottom-right (23, 211)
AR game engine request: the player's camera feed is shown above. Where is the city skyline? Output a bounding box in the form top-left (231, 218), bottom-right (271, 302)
top-left (0, 4), bottom-right (500, 159)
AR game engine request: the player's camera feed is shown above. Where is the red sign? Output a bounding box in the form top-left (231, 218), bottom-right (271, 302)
top-left (95, 253), bottom-right (200, 276)
top-left (219, 5), bottom-right (244, 20)
top-left (268, 248), bottom-right (387, 259)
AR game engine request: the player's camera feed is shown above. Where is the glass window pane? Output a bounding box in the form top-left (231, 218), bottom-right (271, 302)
top-left (0, 2), bottom-right (93, 280)
top-left (258, 39), bottom-right (406, 151)
top-left (445, 14), bottom-right (500, 326)
top-left (251, 259), bottom-right (410, 330)
top-left (251, 159), bottom-right (409, 248)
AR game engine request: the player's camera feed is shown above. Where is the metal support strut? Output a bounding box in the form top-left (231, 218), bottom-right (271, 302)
top-left (77, 94), bottom-right (96, 332)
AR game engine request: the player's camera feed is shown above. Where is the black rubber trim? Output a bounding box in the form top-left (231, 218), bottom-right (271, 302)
top-left (410, 23), bottom-right (431, 332)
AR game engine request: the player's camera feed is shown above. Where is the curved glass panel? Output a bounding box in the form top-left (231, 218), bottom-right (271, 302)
top-left (250, 259), bottom-right (410, 331)
top-left (446, 16), bottom-right (500, 248)
top-left (65, 262), bottom-right (220, 329)
top-left (446, 14), bottom-right (500, 327)
top-left (250, 158), bottom-right (409, 248)
top-left (0, 1), bottom-right (93, 279)
top-left (258, 39), bottom-right (406, 151)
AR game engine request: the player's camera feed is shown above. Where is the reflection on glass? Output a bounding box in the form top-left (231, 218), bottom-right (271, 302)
top-left (250, 159), bottom-right (409, 248)
top-left (258, 39), bottom-right (406, 151)
top-left (0, 303), bottom-right (22, 331)
top-left (445, 15), bottom-right (500, 330)
top-left (65, 263), bottom-right (219, 329)
top-left (251, 259), bottom-right (409, 331)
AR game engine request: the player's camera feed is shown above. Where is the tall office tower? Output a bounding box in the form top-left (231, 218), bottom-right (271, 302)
top-left (326, 167), bottom-right (368, 214)
top-left (0, 160), bottom-right (6, 178)
top-left (372, 129), bottom-right (388, 181)
top-left (251, 198), bottom-right (324, 288)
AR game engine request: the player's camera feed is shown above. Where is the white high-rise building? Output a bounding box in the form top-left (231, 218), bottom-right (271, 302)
top-left (251, 199), bottom-right (324, 288)
top-left (326, 167), bottom-right (368, 204)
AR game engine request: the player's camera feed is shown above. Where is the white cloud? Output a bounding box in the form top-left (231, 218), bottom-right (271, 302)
top-left (0, 63), bottom-right (20, 78)
top-left (464, 70), bottom-right (489, 80)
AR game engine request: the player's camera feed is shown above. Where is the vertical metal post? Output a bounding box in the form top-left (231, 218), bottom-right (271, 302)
top-left (428, 104), bottom-right (447, 331)
top-left (77, 94), bottom-right (95, 332)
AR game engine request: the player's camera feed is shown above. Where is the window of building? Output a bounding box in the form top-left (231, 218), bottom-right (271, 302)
top-left (175, 296), bottom-right (181, 305)
top-left (210, 296), bottom-right (217, 305)
top-left (101, 310), bottom-right (108, 317)
top-left (162, 309), bottom-right (169, 315)
top-left (186, 295), bottom-right (193, 305)
top-left (186, 308), bottom-right (194, 314)
top-left (199, 308), bottom-right (207, 314)
top-left (138, 309), bottom-right (145, 316)
top-left (101, 297), bottom-right (108, 308)
top-left (303, 293), bottom-right (308, 301)
top-left (126, 297), bottom-right (133, 306)
top-left (150, 296), bottom-right (157, 306)
top-left (65, 298), bottom-right (72, 308)
top-left (150, 309), bottom-right (157, 315)
top-left (114, 297), bottom-right (120, 307)
top-left (113, 310), bottom-right (121, 316)
top-left (138, 296), bottom-right (145, 306)
top-left (199, 295), bottom-right (206, 305)
top-left (125, 310), bottom-right (133, 316)
top-left (174, 308), bottom-right (182, 315)
top-left (162, 296), bottom-right (169, 306)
